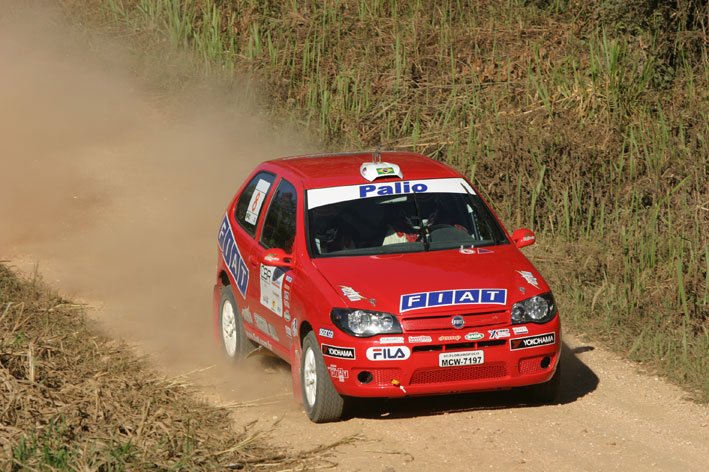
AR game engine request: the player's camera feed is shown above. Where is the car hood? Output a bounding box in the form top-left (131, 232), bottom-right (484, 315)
top-left (311, 245), bottom-right (547, 315)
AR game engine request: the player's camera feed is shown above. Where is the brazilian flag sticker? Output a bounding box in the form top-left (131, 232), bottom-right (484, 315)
top-left (376, 167), bottom-right (395, 175)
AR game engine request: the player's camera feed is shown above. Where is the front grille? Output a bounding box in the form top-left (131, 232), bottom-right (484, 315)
top-left (409, 362), bottom-right (507, 384)
top-left (411, 340), bottom-right (505, 353)
top-left (402, 310), bottom-right (507, 331)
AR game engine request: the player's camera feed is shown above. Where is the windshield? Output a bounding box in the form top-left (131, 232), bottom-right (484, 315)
top-left (307, 180), bottom-right (507, 257)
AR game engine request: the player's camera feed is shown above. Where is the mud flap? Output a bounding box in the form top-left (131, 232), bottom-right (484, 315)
top-left (290, 340), bottom-right (303, 404)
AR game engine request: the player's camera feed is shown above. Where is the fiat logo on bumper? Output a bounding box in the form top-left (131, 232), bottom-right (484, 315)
top-left (451, 315), bottom-right (465, 329)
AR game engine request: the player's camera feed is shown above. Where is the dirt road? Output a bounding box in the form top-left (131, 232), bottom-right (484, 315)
top-left (1, 4), bottom-right (706, 471)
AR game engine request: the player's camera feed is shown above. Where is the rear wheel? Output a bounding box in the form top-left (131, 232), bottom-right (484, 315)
top-left (219, 286), bottom-right (255, 360)
top-left (301, 331), bottom-right (345, 423)
top-left (525, 361), bottom-right (561, 404)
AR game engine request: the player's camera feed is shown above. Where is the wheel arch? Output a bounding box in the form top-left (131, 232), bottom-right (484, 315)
top-left (299, 320), bottom-right (313, 345)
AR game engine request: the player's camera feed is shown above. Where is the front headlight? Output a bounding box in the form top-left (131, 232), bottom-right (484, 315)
top-left (511, 293), bottom-right (556, 324)
top-left (330, 309), bottom-right (403, 337)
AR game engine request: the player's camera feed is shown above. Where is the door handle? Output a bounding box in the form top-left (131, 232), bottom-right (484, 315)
top-left (248, 255), bottom-right (259, 267)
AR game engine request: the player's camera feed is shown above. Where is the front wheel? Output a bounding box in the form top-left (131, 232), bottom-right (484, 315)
top-left (301, 331), bottom-right (345, 423)
top-left (219, 286), bottom-right (255, 360)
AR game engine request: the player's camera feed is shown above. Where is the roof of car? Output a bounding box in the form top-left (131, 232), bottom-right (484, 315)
top-left (267, 151), bottom-right (462, 189)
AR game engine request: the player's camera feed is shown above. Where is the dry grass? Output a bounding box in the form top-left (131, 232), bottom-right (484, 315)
top-left (0, 264), bottom-right (354, 470)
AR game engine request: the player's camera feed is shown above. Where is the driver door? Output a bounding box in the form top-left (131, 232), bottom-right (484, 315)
top-left (253, 177), bottom-right (298, 354)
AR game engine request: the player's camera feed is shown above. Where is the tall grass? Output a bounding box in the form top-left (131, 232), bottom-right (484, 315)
top-left (78, 0), bottom-right (708, 399)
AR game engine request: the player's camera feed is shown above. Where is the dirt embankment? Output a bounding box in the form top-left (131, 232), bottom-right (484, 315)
top-left (1, 3), bottom-right (707, 472)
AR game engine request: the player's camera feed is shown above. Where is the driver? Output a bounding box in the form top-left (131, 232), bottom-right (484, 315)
top-left (382, 199), bottom-right (437, 245)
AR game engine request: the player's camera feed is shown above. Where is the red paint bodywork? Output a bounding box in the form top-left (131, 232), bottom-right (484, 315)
top-left (213, 151), bottom-right (560, 400)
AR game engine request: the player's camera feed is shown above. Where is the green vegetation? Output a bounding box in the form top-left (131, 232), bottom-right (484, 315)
top-left (76, 0), bottom-right (706, 399)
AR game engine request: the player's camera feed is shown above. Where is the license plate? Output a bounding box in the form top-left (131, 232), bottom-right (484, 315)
top-left (438, 350), bottom-right (484, 367)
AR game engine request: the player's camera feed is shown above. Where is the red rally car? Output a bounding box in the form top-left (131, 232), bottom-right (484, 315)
top-left (213, 151), bottom-right (561, 423)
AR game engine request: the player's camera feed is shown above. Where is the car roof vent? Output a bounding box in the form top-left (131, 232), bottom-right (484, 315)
top-left (360, 150), bottom-right (403, 182)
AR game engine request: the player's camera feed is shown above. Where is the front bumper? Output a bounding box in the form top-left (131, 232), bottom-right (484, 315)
top-left (320, 317), bottom-right (561, 398)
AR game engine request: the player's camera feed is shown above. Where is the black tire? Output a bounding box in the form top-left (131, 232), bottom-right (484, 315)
top-left (301, 331), bottom-right (345, 423)
top-left (525, 361), bottom-right (562, 404)
top-left (219, 286), bottom-right (255, 361)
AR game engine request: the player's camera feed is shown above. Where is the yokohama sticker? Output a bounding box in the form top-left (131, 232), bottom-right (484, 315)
top-left (510, 333), bottom-right (556, 350)
top-left (322, 344), bottom-right (356, 359)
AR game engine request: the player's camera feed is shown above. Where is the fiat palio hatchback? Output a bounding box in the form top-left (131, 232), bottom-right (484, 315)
top-left (213, 151), bottom-right (561, 422)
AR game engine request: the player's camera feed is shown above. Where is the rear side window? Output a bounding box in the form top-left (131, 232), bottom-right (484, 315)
top-left (261, 179), bottom-right (297, 252)
top-left (235, 172), bottom-right (275, 236)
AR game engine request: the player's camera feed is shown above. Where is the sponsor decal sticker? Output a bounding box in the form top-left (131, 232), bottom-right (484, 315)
top-left (513, 326), bottom-right (529, 335)
top-left (366, 346), bottom-right (411, 361)
top-left (217, 215), bottom-right (249, 297)
top-left (488, 328), bottom-right (510, 339)
top-left (245, 331), bottom-right (272, 351)
top-left (285, 326), bottom-right (292, 338)
top-left (400, 289), bottom-right (507, 312)
top-left (245, 178), bottom-right (271, 225)
top-left (284, 310), bottom-right (291, 322)
top-left (318, 328), bottom-right (334, 339)
top-left (254, 313), bottom-right (269, 334)
top-left (465, 332), bottom-right (484, 341)
top-left (240, 307), bottom-right (253, 324)
top-left (379, 336), bottom-right (405, 344)
top-left (259, 264), bottom-right (286, 316)
top-left (517, 270), bottom-right (540, 289)
top-left (306, 178), bottom-right (475, 209)
top-left (376, 166), bottom-right (395, 175)
top-left (268, 323), bottom-right (279, 342)
top-left (438, 335), bottom-right (461, 342)
top-left (285, 274), bottom-right (293, 283)
top-left (459, 247), bottom-right (495, 255)
top-left (340, 286), bottom-right (364, 301)
top-left (408, 335), bottom-right (432, 343)
top-left (510, 333), bottom-right (556, 350)
top-left (328, 364), bottom-right (349, 382)
top-left (322, 344), bottom-right (356, 359)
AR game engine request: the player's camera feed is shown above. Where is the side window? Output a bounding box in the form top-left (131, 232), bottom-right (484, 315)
top-left (235, 172), bottom-right (275, 237)
top-left (261, 179), bottom-right (297, 252)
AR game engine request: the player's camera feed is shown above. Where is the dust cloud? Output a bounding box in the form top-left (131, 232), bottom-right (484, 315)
top-left (0, 2), bottom-right (311, 400)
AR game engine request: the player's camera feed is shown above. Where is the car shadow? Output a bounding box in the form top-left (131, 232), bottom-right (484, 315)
top-left (343, 341), bottom-right (599, 420)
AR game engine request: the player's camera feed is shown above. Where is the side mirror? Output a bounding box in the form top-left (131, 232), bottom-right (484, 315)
top-left (511, 228), bottom-right (536, 248)
top-left (260, 248), bottom-right (294, 268)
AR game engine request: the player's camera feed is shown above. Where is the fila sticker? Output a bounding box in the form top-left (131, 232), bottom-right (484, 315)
top-left (366, 346), bottom-right (411, 361)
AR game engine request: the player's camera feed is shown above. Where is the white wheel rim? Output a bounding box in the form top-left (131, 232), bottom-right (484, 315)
top-left (221, 299), bottom-right (238, 357)
top-left (303, 347), bottom-right (317, 407)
